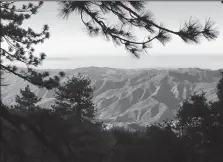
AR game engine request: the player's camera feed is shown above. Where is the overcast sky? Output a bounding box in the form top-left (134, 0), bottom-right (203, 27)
top-left (4, 1), bottom-right (223, 69)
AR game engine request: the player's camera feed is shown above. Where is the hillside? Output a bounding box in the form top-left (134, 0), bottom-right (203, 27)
top-left (1, 67), bottom-right (221, 127)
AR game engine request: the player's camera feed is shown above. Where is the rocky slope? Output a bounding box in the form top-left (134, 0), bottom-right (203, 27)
top-left (1, 67), bottom-right (221, 127)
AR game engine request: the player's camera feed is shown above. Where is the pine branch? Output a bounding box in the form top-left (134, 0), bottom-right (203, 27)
top-left (117, 1), bottom-right (218, 43)
top-left (84, 7), bottom-right (156, 45)
top-left (117, 2), bottom-right (178, 35)
top-left (0, 1), bottom-right (44, 14)
top-left (1, 48), bottom-right (28, 64)
top-left (82, 6), bottom-right (157, 58)
top-left (1, 64), bottom-right (64, 89)
top-left (1, 1), bottom-right (51, 69)
top-left (58, 1), bottom-right (219, 57)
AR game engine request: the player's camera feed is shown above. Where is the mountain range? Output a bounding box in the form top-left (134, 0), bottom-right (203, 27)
top-left (1, 67), bottom-right (221, 128)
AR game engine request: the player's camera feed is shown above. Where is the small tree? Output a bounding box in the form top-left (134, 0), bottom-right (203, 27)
top-left (52, 73), bottom-right (96, 122)
top-left (12, 85), bottom-right (42, 113)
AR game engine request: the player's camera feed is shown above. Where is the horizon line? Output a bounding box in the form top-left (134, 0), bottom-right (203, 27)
top-left (46, 54), bottom-right (223, 60)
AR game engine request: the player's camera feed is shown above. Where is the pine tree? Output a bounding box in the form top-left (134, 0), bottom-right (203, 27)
top-left (52, 73), bottom-right (96, 122)
top-left (58, 1), bottom-right (219, 58)
top-left (12, 85), bottom-right (42, 114)
top-left (0, 1), bottom-right (65, 89)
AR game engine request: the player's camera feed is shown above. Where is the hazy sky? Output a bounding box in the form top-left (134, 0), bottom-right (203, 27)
top-left (3, 1), bottom-right (223, 69)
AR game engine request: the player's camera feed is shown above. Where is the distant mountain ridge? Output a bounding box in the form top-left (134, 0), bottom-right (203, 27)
top-left (2, 67), bottom-right (221, 127)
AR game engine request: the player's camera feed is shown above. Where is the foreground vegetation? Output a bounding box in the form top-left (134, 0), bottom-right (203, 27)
top-left (1, 71), bottom-right (223, 162)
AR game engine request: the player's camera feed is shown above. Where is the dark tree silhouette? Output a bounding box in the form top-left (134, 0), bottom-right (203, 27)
top-left (52, 74), bottom-right (96, 122)
top-left (175, 73), bottom-right (223, 162)
top-left (175, 93), bottom-right (210, 162)
top-left (11, 85), bottom-right (42, 113)
top-left (58, 1), bottom-right (219, 58)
